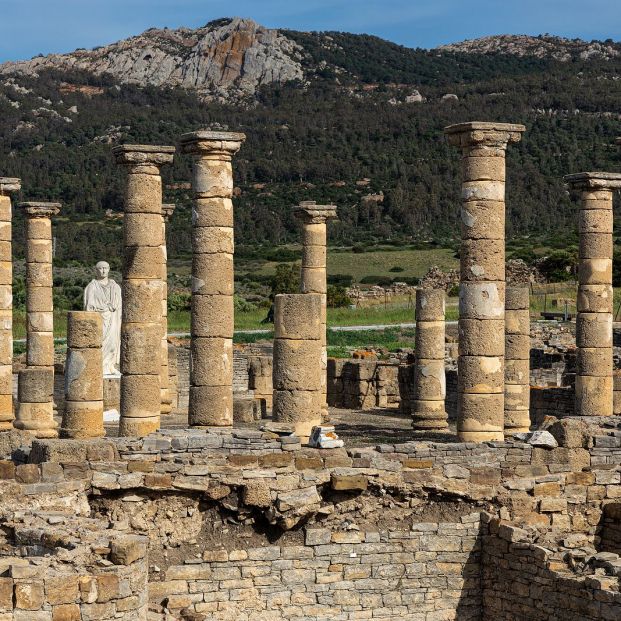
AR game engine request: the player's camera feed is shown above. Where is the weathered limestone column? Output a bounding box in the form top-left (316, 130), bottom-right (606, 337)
top-left (294, 201), bottom-right (337, 419)
top-left (565, 172), bottom-right (621, 417)
top-left (180, 130), bottom-right (245, 427)
top-left (160, 203), bottom-right (175, 415)
top-left (60, 311), bottom-right (104, 438)
top-left (0, 178), bottom-right (19, 430)
top-left (445, 122), bottom-right (525, 442)
top-left (412, 289), bottom-right (448, 431)
top-left (15, 368), bottom-right (57, 437)
top-left (505, 287), bottom-right (531, 434)
top-left (273, 293), bottom-right (323, 442)
top-left (21, 202), bottom-right (61, 370)
top-left (113, 144), bottom-right (175, 436)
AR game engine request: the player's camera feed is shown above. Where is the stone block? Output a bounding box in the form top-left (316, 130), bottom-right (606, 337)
top-left (331, 473), bottom-right (368, 491)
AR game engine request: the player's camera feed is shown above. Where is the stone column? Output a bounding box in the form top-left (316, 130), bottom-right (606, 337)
top-left (61, 311), bottom-right (104, 438)
top-left (113, 144), bottom-right (175, 437)
top-left (160, 203), bottom-right (175, 415)
top-left (272, 293), bottom-right (323, 442)
top-left (180, 130), bottom-right (245, 427)
top-left (294, 201), bottom-right (337, 419)
top-left (0, 178), bottom-right (19, 431)
top-left (445, 122), bottom-right (525, 442)
top-left (21, 202), bottom-right (61, 371)
top-left (565, 172), bottom-right (621, 417)
top-left (15, 368), bottom-right (56, 437)
top-left (411, 289), bottom-right (448, 431)
top-left (505, 287), bottom-right (531, 434)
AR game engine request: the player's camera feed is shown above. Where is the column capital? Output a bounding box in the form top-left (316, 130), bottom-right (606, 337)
top-left (179, 130), bottom-right (246, 158)
top-left (444, 121), bottom-right (525, 148)
top-left (112, 144), bottom-right (175, 168)
top-left (19, 201), bottom-right (61, 218)
top-left (162, 203), bottom-right (176, 220)
top-left (0, 177), bottom-right (21, 195)
top-left (294, 201), bottom-right (338, 225)
top-left (564, 172), bottom-right (621, 191)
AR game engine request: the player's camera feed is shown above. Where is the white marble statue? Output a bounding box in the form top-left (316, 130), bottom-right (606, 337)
top-left (84, 261), bottom-right (122, 376)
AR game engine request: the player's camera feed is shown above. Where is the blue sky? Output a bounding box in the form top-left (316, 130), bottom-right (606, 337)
top-left (1, 0), bottom-right (620, 62)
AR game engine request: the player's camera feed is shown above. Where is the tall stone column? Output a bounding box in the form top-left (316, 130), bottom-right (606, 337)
top-left (273, 293), bottom-right (323, 442)
top-left (294, 201), bottom-right (337, 419)
top-left (61, 311), bottom-right (104, 438)
top-left (565, 172), bottom-right (621, 417)
top-left (21, 202), bottom-right (61, 371)
top-left (504, 287), bottom-right (531, 434)
top-left (160, 203), bottom-right (175, 415)
top-left (0, 178), bottom-right (19, 431)
top-left (445, 122), bottom-right (525, 442)
top-left (180, 130), bottom-right (245, 427)
top-left (412, 289), bottom-right (448, 431)
top-left (113, 144), bottom-right (175, 437)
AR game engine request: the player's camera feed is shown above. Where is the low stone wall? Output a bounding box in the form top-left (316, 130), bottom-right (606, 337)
top-left (530, 386), bottom-right (575, 425)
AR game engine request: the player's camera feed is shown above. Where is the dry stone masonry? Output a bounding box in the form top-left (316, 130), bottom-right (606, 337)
top-left (294, 201), bottom-right (337, 418)
top-left (0, 178), bottom-right (19, 431)
top-left (445, 121), bottom-right (525, 442)
top-left (180, 130), bottom-right (245, 427)
top-left (60, 311), bottom-right (104, 439)
top-left (412, 288), bottom-right (448, 430)
top-left (273, 293), bottom-right (323, 441)
top-left (566, 172), bottom-right (621, 417)
top-left (113, 144), bottom-right (175, 437)
top-left (504, 287), bottom-right (531, 434)
top-left (21, 201), bottom-right (60, 371)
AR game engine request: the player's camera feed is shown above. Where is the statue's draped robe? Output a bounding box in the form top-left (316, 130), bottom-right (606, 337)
top-left (84, 278), bottom-right (122, 376)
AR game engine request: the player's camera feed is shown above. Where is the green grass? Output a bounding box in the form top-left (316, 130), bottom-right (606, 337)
top-left (327, 328), bottom-right (416, 358)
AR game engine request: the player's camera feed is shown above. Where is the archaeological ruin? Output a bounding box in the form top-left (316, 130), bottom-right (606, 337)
top-left (0, 125), bottom-right (619, 620)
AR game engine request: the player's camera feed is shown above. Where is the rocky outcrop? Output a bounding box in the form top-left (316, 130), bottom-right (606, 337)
top-left (439, 34), bottom-right (620, 62)
top-left (0, 17), bottom-right (304, 101)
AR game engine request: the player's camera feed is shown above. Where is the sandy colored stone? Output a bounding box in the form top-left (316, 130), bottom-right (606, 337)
top-left (191, 294), bottom-right (233, 338)
top-left (461, 180), bottom-right (505, 202)
top-left (414, 358), bottom-right (446, 398)
top-left (192, 158), bottom-right (234, 196)
top-left (505, 334), bottom-right (530, 360)
top-left (189, 385), bottom-right (233, 426)
top-left (457, 392), bottom-right (505, 435)
top-left (119, 416), bottom-right (160, 436)
top-left (414, 321), bottom-right (445, 359)
top-left (505, 287), bottom-right (529, 310)
top-left (462, 155), bottom-right (505, 181)
top-left (576, 313), bottom-right (612, 348)
top-left (275, 294), bottom-right (322, 340)
top-left (415, 289), bottom-right (445, 321)
top-left (0, 261), bottom-right (10, 286)
top-left (460, 239), bottom-right (504, 281)
top-left (26, 311), bottom-right (53, 333)
top-left (26, 262), bottom-right (52, 286)
top-left (300, 222), bottom-right (327, 247)
top-left (411, 399), bottom-right (449, 430)
top-left (60, 400), bottom-right (105, 438)
top-left (579, 233), bottom-right (612, 259)
top-left (505, 309), bottom-right (529, 336)
top-left (65, 348), bottom-right (103, 401)
top-left (300, 269), bottom-right (326, 294)
top-left (14, 401), bottom-right (58, 437)
top-left (190, 337), bottom-right (233, 386)
top-left (124, 246), bottom-right (164, 280)
top-left (577, 284), bottom-right (613, 313)
top-left (459, 355), bottom-right (504, 394)
top-left (18, 367), bottom-right (53, 403)
top-left (26, 217), bottom-right (51, 239)
top-left (193, 226), bottom-right (234, 254)
top-left (273, 389), bottom-right (321, 439)
top-left (26, 331), bottom-right (54, 368)
top-left (121, 374), bottom-right (161, 418)
top-left (273, 339), bottom-right (322, 391)
top-left (67, 311), bottom-right (102, 349)
top-left (124, 173), bottom-right (162, 213)
top-left (575, 375), bottom-right (613, 416)
top-left (123, 213), bottom-right (163, 247)
top-left (579, 209), bottom-right (613, 233)
top-left (122, 279), bottom-right (163, 323)
top-left (505, 358), bottom-right (530, 384)
top-left (26, 239), bottom-right (52, 263)
top-left (578, 258), bottom-right (612, 285)
top-left (459, 282), bottom-right (505, 319)
top-left (0, 334), bottom-right (11, 367)
top-left (26, 286), bottom-right (52, 312)
top-left (0, 241), bottom-right (11, 262)
top-left (504, 382), bottom-right (530, 410)
top-left (193, 197), bottom-right (234, 227)
top-left (192, 253), bottom-right (234, 295)
top-left (577, 347), bottom-right (613, 375)
top-left (458, 319), bottom-right (504, 356)
top-left (120, 324), bottom-right (161, 375)
top-left (302, 244), bottom-right (327, 269)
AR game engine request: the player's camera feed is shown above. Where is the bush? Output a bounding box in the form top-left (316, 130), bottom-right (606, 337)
top-left (168, 291), bottom-right (191, 312)
top-left (264, 247), bottom-right (300, 262)
top-left (234, 295), bottom-right (257, 312)
top-left (327, 285), bottom-right (352, 308)
top-left (447, 284), bottom-right (459, 297)
top-left (271, 263), bottom-right (300, 296)
top-left (359, 275), bottom-right (392, 286)
top-left (327, 273), bottom-right (353, 287)
top-left (537, 249), bottom-right (577, 282)
top-left (389, 266), bottom-right (404, 272)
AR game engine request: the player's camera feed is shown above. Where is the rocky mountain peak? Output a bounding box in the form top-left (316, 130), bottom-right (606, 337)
top-left (437, 34), bottom-right (620, 61)
top-left (0, 17), bottom-right (305, 101)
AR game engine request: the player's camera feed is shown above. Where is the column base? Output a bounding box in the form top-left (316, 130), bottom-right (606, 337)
top-left (118, 416), bottom-right (160, 437)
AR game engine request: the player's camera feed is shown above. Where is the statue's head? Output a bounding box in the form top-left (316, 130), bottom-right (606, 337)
top-left (95, 261), bottom-right (110, 280)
